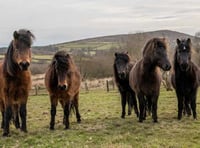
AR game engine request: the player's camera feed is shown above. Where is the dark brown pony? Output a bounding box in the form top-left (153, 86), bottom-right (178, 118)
top-left (171, 38), bottom-right (199, 120)
top-left (113, 52), bottom-right (138, 118)
top-left (129, 38), bottom-right (171, 122)
top-left (0, 29), bottom-right (35, 136)
top-left (45, 51), bottom-right (81, 130)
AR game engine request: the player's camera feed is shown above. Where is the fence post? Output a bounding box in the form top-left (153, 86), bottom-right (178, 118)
top-left (35, 85), bottom-right (38, 96)
top-left (111, 79), bottom-right (115, 90)
top-left (85, 82), bottom-right (89, 92)
top-left (106, 80), bottom-right (109, 92)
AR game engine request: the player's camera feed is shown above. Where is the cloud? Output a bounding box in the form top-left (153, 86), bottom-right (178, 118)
top-left (0, 0), bottom-right (200, 47)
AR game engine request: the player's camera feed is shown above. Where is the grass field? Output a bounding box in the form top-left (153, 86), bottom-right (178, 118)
top-left (55, 41), bottom-right (119, 51)
top-left (0, 88), bottom-right (200, 147)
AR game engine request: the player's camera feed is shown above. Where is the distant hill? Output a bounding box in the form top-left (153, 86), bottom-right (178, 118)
top-left (52, 30), bottom-right (199, 52)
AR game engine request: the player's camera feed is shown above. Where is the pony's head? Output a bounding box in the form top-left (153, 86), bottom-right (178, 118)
top-left (114, 52), bottom-right (130, 80)
top-left (175, 38), bottom-right (192, 71)
top-left (4, 29), bottom-right (35, 76)
top-left (52, 51), bottom-right (73, 91)
top-left (142, 38), bottom-right (171, 71)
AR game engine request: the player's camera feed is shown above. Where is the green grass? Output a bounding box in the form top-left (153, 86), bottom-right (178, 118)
top-left (0, 88), bottom-right (200, 147)
top-left (55, 42), bottom-right (119, 51)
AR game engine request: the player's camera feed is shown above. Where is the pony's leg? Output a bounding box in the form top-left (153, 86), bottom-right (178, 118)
top-left (3, 105), bottom-right (12, 137)
top-left (64, 101), bottom-right (70, 129)
top-left (1, 111), bottom-right (4, 129)
top-left (120, 91), bottom-right (126, 118)
top-left (127, 92), bottom-right (132, 116)
top-left (184, 98), bottom-right (191, 116)
top-left (50, 96), bottom-right (58, 130)
top-left (137, 93), bottom-right (145, 122)
top-left (13, 104), bottom-right (20, 129)
top-left (130, 90), bottom-right (139, 117)
top-left (74, 93), bottom-right (81, 123)
top-left (19, 103), bottom-right (27, 132)
top-left (146, 96), bottom-right (152, 116)
top-left (190, 90), bottom-right (197, 119)
top-left (0, 101), bottom-right (4, 129)
top-left (177, 93), bottom-right (184, 120)
top-left (59, 100), bottom-right (65, 125)
top-left (151, 96), bottom-right (158, 122)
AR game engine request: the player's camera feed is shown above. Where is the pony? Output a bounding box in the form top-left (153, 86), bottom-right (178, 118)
top-left (0, 29), bottom-right (35, 136)
top-left (129, 38), bottom-right (171, 122)
top-left (113, 52), bottom-right (139, 118)
top-left (171, 38), bottom-right (199, 120)
top-left (45, 51), bottom-right (81, 130)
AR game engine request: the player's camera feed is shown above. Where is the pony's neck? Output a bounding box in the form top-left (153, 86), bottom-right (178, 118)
top-left (142, 57), bottom-right (157, 73)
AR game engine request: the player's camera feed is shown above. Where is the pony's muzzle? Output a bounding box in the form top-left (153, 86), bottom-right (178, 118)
top-left (58, 84), bottom-right (68, 91)
top-left (180, 63), bottom-right (189, 71)
top-left (119, 71), bottom-right (126, 79)
top-left (19, 61), bottom-right (30, 70)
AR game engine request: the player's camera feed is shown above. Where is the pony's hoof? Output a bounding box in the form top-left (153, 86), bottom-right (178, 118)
top-left (153, 120), bottom-right (158, 123)
top-left (77, 119), bottom-right (81, 123)
top-left (2, 132), bottom-right (10, 137)
top-left (138, 119), bottom-right (143, 123)
top-left (65, 126), bottom-right (69, 130)
top-left (121, 115), bottom-right (125, 119)
top-left (177, 117), bottom-right (182, 120)
top-left (21, 129), bottom-right (28, 133)
top-left (50, 127), bottom-right (55, 130)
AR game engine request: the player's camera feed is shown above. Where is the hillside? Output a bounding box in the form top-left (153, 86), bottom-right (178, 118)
top-left (51, 30), bottom-right (198, 53)
top-left (0, 30), bottom-right (198, 55)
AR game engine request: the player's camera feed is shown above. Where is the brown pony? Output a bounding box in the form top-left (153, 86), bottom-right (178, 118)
top-left (129, 38), bottom-right (171, 122)
top-left (0, 29), bottom-right (35, 136)
top-left (45, 51), bottom-right (81, 130)
top-left (171, 38), bottom-right (199, 120)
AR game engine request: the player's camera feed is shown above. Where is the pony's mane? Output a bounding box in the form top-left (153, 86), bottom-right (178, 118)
top-left (14, 29), bottom-right (35, 47)
top-left (142, 38), bottom-right (167, 58)
top-left (3, 42), bottom-right (19, 76)
top-left (51, 51), bottom-right (75, 73)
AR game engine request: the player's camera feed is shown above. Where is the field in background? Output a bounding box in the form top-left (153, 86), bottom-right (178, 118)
top-left (1, 88), bottom-right (200, 147)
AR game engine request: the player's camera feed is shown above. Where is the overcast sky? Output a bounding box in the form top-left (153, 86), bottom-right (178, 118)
top-left (0, 0), bottom-right (200, 47)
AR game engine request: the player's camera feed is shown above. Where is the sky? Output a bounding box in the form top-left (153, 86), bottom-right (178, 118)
top-left (0, 0), bottom-right (200, 47)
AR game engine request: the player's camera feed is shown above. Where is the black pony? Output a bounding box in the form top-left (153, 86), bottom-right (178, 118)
top-left (113, 52), bottom-right (139, 118)
top-left (171, 38), bottom-right (199, 120)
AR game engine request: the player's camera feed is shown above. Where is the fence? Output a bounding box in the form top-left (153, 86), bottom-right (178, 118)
top-left (30, 77), bottom-right (116, 96)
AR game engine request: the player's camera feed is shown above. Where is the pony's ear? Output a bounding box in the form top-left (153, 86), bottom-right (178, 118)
top-left (176, 39), bottom-right (181, 45)
top-left (13, 31), bottom-right (19, 39)
top-left (187, 38), bottom-right (191, 44)
top-left (125, 51), bottom-right (128, 54)
top-left (27, 30), bottom-right (35, 40)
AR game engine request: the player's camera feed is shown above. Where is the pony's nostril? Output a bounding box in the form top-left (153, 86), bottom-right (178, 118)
top-left (166, 64), bottom-right (171, 70)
